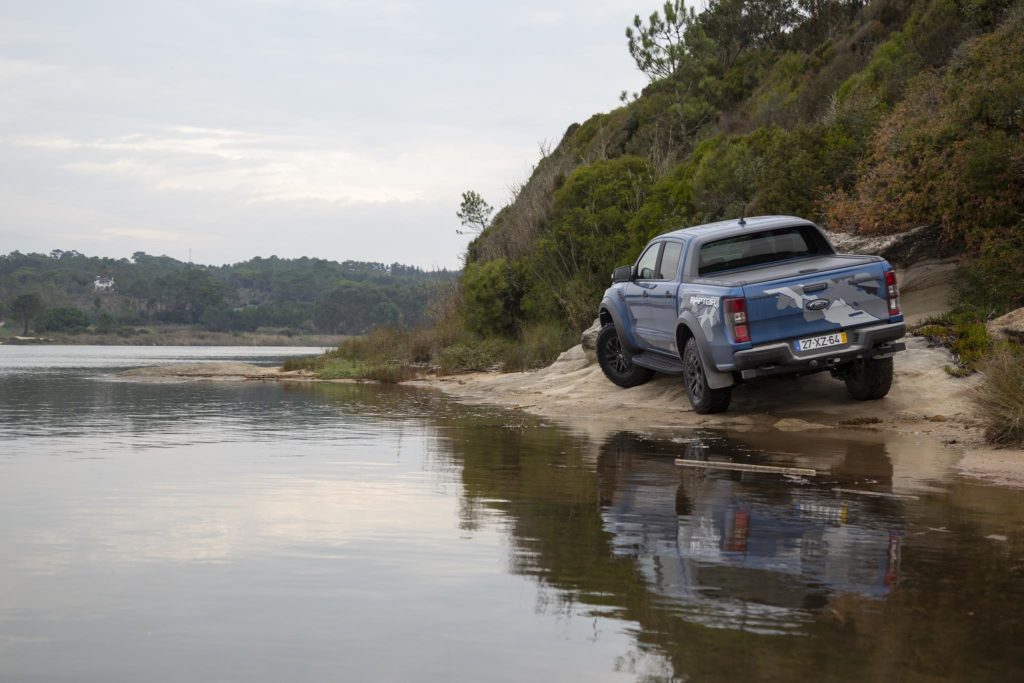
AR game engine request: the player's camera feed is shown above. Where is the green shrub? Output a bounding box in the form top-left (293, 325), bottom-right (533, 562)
top-left (461, 258), bottom-right (521, 337)
top-left (316, 357), bottom-right (365, 380)
top-left (913, 312), bottom-right (993, 371)
top-left (975, 348), bottom-right (1024, 445)
top-left (38, 307), bottom-right (89, 333)
top-left (684, 135), bottom-right (759, 223)
top-left (524, 156), bottom-right (655, 331)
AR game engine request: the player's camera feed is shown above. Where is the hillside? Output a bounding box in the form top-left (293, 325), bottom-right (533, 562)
top-left (0, 250), bottom-right (456, 337)
top-left (461, 0), bottom-right (1023, 337)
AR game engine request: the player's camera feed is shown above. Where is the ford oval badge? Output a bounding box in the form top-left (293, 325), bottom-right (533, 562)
top-left (806, 299), bottom-right (830, 311)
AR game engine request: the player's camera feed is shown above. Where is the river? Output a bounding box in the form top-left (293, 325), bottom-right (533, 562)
top-left (1, 346), bottom-right (1022, 682)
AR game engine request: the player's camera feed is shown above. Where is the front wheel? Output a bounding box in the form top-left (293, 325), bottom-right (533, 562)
top-left (596, 325), bottom-right (653, 388)
top-left (844, 357), bottom-right (894, 400)
top-left (683, 339), bottom-right (731, 414)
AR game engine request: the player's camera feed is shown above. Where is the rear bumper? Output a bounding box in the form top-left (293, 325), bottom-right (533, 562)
top-left (731, 322), bottom-right (906, 380)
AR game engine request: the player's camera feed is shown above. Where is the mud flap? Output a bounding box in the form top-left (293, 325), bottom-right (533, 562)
top-left (677, 316), bottom-right (735, 390)
top-left (703, 354), bottom-right (735, 389)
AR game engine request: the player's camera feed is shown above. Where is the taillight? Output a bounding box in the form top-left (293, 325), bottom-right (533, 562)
top-left (724, 297), bottom-right (751, 343)
top-left (885, 270), bottom-right (901, 316)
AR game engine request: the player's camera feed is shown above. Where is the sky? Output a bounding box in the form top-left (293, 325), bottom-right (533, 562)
top-left (0, 0), bottom-right (648, 269)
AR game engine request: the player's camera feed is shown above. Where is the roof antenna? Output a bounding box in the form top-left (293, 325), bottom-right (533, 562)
top-left (738, 214), bottom-right (746, 227)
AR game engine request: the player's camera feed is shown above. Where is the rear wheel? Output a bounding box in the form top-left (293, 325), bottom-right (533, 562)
top-left (683, 339), bottom-right (731, 414)
top-left (596, 324), bottom-right (653, 388)
top-left (844, 357), bottom-right (894, 400)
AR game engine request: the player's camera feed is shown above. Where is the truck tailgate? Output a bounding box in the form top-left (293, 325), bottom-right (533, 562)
top-left (742, 259), bottom-right (891, 345)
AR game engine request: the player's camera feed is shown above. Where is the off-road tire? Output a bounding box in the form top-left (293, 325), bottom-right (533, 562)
top-left (844, 357), bottom-right (894, 401)
top-left (596, 324), bottom-right (654, 388)
top-left (683, 338), bottom-right (732, 414)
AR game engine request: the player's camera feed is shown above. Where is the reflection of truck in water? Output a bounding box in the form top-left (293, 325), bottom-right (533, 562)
top-left (598, 437), bottom-right (903, 634)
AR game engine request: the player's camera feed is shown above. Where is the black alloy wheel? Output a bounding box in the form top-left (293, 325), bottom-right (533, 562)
top-left (596, 324), bottom-right (653, 388)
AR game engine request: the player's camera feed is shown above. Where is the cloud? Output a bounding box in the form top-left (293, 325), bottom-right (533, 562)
top-left (525, 11), bottom-right (566, 25)
top-left (0, 57), bottom-right (64, 84)
top-left (98, 227), bottom-right (185, 242)
top-left (12, 127), bottom-right (522, 205)
top-left (0, 0), bottom-right (648, 267)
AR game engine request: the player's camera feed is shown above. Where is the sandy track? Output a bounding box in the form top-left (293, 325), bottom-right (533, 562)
top-left (419, 338), bottom-right (976, 432)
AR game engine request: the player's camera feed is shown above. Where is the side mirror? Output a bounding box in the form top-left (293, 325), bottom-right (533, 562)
top-left (612, 265), bottom-right (633, 283)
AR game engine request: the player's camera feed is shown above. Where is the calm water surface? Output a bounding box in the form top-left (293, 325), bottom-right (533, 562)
top-left (1, 346), bottom-right (1022, 682)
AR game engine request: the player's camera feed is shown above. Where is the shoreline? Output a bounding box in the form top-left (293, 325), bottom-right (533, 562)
top-left (414, 341), bottom-right (1024, 488)
top-left (0, 332), bottom-right (345, 347)
top-left (115, 336), bottom-right (1024, 489)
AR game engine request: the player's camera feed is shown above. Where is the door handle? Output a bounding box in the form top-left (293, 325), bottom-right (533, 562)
top-left (642, 290), bottom-right (648, 297)
top-left (665, 290), bottom-right (674, 298)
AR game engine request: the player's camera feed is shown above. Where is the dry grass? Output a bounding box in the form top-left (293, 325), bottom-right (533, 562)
top-left (281, 355), bottom-right (325, 372)
top-left (975, 348), bottom-right (1024, 446)
top-left (295, 319), bottom-right (578, 382)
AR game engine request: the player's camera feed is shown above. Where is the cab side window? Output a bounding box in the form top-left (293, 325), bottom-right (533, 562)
top-left (635, 244), bottom-right (661, 280)
top-left (657, 242), bottom-right (682, 280)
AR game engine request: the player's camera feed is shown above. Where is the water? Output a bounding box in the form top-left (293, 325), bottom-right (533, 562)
top-left (1, 346), bottom-right (1022, 682)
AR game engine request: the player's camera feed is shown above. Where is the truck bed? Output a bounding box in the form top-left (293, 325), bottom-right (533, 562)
top-left (692, 254), bottom-right (883, 287)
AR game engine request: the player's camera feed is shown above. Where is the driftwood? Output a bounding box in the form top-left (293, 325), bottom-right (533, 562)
top-left (674, 459), bottom-right (818, 477)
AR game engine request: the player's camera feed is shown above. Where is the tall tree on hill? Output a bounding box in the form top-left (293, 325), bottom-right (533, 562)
top-left (795, 1), bottom-right (865, 44)
top-left (456, 191), bottom-right (493, 235)
top-left (626, 2), bottom-right (718, 147)
top-left (626, 1), bottom-right (707, 81)
top-left (702, 0), bottom-right (801, 62)
top-left (10, 293), bottom-right (45, 335)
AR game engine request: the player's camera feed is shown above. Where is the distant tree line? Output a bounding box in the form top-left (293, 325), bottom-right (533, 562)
top-left (0, 250), bottom-right (456, 335)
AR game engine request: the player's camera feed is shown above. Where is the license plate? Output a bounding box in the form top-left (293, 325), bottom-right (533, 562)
top-left (795, 331), bottom-right (847, 352)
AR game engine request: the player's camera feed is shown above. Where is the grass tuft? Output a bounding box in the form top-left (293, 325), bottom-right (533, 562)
top-left (912, 311), bottom-right (993, 372)
top-left (501, 322), bottom-right (578, 372)
top-left (281, 355), bottom-right (325, 372)
top-left (975, 348), bottom-right (1024, 446)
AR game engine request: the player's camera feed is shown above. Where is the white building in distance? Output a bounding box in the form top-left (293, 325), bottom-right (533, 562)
top-left (94, 276), bottom-right (115, 292)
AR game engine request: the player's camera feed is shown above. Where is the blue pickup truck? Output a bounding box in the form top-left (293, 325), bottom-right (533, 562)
top-left (596, 216), bottom-right (906, 414)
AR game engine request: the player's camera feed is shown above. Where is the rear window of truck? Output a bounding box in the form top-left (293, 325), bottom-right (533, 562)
top-left (698, 226), bottom-right (822, 276)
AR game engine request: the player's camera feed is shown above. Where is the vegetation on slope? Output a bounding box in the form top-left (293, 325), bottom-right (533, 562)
top-left (461, 0), bottom-right (1022, 341)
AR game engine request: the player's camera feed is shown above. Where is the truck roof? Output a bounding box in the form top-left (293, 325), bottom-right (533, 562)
top-left (661, 215), bottom-right (816, 242)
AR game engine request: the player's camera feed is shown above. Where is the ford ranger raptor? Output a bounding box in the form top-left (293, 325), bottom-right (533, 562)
top-left (596, 216), bottom-right (906, 414)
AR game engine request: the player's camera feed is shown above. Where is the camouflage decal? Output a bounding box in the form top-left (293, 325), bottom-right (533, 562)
top-left (762, 271), bottom-right (885, 327)
top-left (688, 295), bottom-right (720, 341)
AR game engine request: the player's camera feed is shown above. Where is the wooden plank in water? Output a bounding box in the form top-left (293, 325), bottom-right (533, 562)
top-left (674, 459), bottom-right (818, 477)
top-left (832, 487), bottom-right (920, 500)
